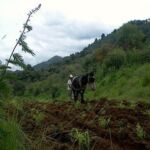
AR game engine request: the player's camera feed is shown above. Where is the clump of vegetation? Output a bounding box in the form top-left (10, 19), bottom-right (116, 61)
top-left (74, 101), bottom-right (81, 109)
top-left (103, 48), bottom-right (126, 71)
top-left (136, 123), bottom-right (145, 140)
top-left (143, 109), bottom-right (150, 115)
top-left (0, 120), bottom-right (25, 150)
top-left (142, 74), bottom-right (150, 87)
top-left (129, 102), bottom-right (136, 109)
top-left (99, 116), bottom-right (111, 128)
top-left (99, 107), bottom-right (106, 115)
top-left (32, 110), bottom-right (45, 125)
top-left (70, 128), bottom-right (90, 150)
top-left (118, 101), bottom-right (126, 109)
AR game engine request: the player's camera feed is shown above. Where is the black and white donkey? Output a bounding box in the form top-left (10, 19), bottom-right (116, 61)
top-left (71, 72), bottom-right (96, 103)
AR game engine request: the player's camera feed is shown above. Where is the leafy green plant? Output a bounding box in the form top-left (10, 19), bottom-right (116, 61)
top-left (99, 116), bottom-right (111, 128)
top-left (0, 80), bottom-right (12, 99)
top-left (74, 101), bottom-right (81, 109)
top-left (70, 128), bottom-right (90, 150)
top-left (51, 86), bottom-right (61, 100)
top-left (33, 112), bottom-right (45, 125)
top-left (31, 109), bottom-right (45, 124)
top-left (143, 109), bottom-right (150, 115)
top-left (136, 123), bottom-right (145, 140)
top-left (0, 120), bottom-right (25, 150)
top-left (118, 101), bottom-right (126, 109)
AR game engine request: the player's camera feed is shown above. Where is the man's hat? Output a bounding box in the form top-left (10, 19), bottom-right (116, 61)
top-left (69, 74), bottom-right (73, 78)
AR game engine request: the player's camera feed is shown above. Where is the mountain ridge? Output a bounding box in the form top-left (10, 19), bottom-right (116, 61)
top-left (34, 55), bottom-right (63, 70)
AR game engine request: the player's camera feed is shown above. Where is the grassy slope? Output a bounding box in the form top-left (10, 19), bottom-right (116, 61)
top-left (0, 102), bottom-right (25, 150)
top-left (85, 63), bottom-right (150, 103)
top-left (24, 63), bottom-right (150, 103)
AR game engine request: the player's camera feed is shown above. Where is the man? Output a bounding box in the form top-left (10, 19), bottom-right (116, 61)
top-left (67, 74), bottom-right (74, 100)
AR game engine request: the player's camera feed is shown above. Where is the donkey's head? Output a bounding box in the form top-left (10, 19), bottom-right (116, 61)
top-left (87, 71), bottom-right (96, 91)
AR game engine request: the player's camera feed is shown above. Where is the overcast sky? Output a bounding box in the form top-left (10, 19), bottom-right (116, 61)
top-left (0, 0), bottom-right (150, 67)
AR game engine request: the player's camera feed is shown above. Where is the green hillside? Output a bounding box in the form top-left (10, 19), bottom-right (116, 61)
top-left (2, 19), bottom-right (150, 102)
top-left (34, 55), bottom-right (63, 70)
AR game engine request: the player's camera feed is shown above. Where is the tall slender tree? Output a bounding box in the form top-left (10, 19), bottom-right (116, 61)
top-left (0, 4), bottom-right (41, 98)
top-left (0, 4), bottom-right (41, 79)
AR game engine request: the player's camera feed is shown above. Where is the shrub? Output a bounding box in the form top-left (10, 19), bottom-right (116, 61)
top-left (142, 75), bottom-right (150, 87)
top-left (70, 128), bottom-right (90, 150)
top-left (0, 80), bottom-right (11, 99)
top-left (74, 101), bottom-right (81, 109)
top-left (34, 88), bottom-right (41, 96)
top-left (51, 86), bottom-right (61, 100)
top-left (117, 23), bottom-right (144, 50)
top-left (136, 123), bottom-right (145, 140)
top-left (99, 116), bottom-right (111, 128)
top-left (0, 120), bottom-right (25, 150)
top-left (104, 49), bottom-right (126, 71)
top-left (126, 49), bottom-right (150, 65)
top-left (12, 81), bottom-right (25, 96)
top-left (32, 111), bottom-right (45, 125)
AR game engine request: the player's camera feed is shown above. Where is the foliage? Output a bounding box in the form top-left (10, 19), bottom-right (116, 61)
top-left (32, 110), bottom-right (45, 125)
top-left (0, 4), bottom-right (41, 100)
top-left (136, 123), bottom-right (145, 140)
top-left (70, 128), bottom-right (90, 150)
top-left (95, 64), bottom-right (150, 102)
top-left (98, 116), bottom-right (111, 128)
top-left (0, 4), bottom-right (41, 150)
top-left (3, 18), bottom-right (150, 103)
top-left (12, 80), bottom-right (26, 96)
top-left (117, 23), bottom-right (144, 50)
top-left (126, 49), bottom-right (150, 65)
top-left (2, 4), bottom-right (41, 76)
top-left (51, 86), bottom-right (61, 100)
top-left (143, 109), bottom-right (150, 115)
top-left (0, 80), bottom-right (11, 99)
top-left (0, 120), bottom-right (25, 150)
top-left (74, 101), bottom-right (81, 109)
top-left (103, 48), bottom-right (126, 70)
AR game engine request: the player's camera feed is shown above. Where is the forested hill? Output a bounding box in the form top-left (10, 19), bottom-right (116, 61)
top-left (6, 19), bottom-right (150, 102)
top-left (33, 19), bottom-right (150, 70)
top-left (34, 55), bottom-right (63, 70)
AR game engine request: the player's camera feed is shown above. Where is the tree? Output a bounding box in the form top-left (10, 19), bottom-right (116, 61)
top-left (117, 23), bottom-right (144, 50)
top-left (104, 49), bottom-right (126, 70)
top-left (0, 4), bottom-right (41, 99)
top-left (101, 33), bottom-right (105, 40)
top-left (1, 4), bottom-right (41, 79)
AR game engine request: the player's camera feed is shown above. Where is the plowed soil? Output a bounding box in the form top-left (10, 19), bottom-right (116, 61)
top-left (11, 98), bottom-right (150, 150)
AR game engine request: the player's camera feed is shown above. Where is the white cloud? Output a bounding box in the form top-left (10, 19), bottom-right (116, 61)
top-left (0, 0), bottom-right (150, 68)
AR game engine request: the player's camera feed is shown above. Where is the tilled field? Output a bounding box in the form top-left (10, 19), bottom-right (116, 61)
top-left (11, 98), bottom-right (150, 150)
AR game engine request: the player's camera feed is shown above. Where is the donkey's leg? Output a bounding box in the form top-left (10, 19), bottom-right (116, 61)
top-left (72, 90), bottom-right (76, 102)
top-left (76, 91), bottom-right (79, 102)
top-left (80, 90), bottom-right (85, 103)
top-left (71, 90), bottom-right (74, 100)
top-left (73, 90), bottom-right (78, 102)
